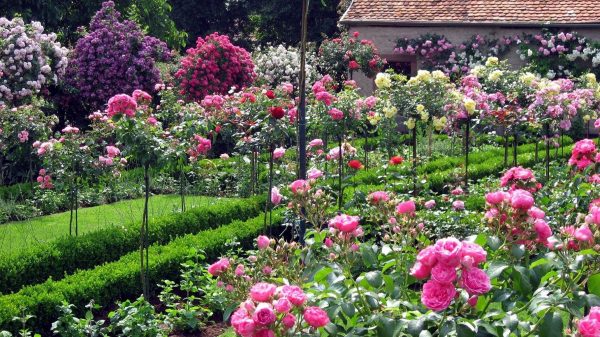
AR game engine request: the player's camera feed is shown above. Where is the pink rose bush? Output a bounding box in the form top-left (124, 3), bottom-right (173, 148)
top-left (232, 282), bottom-right (329, 337)
top-left (569, 139), bottom-right (598, 171)
top-left (500, 166), bottom-right (542, 193)
top-left (411, 238), bottom-right (490, 311)
top-left (579, 307), bottom-right (600, 337)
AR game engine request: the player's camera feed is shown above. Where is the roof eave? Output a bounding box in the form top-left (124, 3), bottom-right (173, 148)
top-left (339, 19), bottom-right (600, 28)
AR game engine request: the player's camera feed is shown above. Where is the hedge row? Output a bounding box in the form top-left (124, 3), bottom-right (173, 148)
top-left (0, 210), bottom-right (282, 334)
top-left (0, 196), bottom-right (265, 294)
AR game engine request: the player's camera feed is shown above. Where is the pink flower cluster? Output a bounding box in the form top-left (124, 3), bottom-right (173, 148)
top-left (484, 189), bottom-right (552, 247)
top-left (106, 94), bottom-right (137, 118)
top-left (579, 307), bottom-right (600, 337)
top-left (568, 139), bottom-right (598, 171)
top-left (500, 166), bottom-right (542, 193)
top-left (411, 238), bottom-right (490, 311)
top-left (175, 33), bottom-right (255, 101)
top-left (231, 282), bottom-right (329, 337)
top-left (368, 191), bottom-right (390, 205)
top-left (187, 135), bottom-right (212, 160)
top-left (99, 145), bottom-right (122, 167)
top-left (36, 168), bottom-right (53, 189)
top-left (289, 180), bottom-right (310, 195)
top-left (17, 130), bottom-right (29, 143)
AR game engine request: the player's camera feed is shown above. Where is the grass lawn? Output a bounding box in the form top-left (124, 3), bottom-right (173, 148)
top-left (0, 194), bottom-right (219, 255)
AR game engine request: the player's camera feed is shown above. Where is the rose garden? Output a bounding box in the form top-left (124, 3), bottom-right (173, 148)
top-left (0, 1), bottom-right (600, 336)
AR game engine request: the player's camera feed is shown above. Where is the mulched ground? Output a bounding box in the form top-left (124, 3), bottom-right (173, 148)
top-left (170, 322), bottom-right (228, 337)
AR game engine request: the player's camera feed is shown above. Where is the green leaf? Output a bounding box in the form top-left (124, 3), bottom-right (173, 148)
top-left (457, 322), bottom-right (476, 337)
top-left (314, 267), bottom-right (333, 283)
top-left (407, 317), bottom-right (425, 337)
top-left (487, 261), bottom-right (510, 279)
top-left (341, 302), bottom-right (356, 317)
top-left (376, 316), bottom-right (403, 337)
top-left (589, 273), bottom-right (600, 297)
top-left (529, 258), bottom-right (549, 270)
top-left (365, 271), bottom-right (383, 288)
top-left (539, 311), bottom-right (563, 337)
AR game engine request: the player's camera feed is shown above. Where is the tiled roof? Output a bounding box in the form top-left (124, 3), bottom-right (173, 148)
top-left (340, 0), bottom-right (600, 25)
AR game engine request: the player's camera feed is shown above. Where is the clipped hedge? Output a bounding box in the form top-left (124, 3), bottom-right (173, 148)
top-left (0, 211), bottom-right (282, 334)
top-left (0, 196), bottom-right (265, 294)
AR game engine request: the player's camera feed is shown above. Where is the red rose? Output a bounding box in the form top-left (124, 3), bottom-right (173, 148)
top-left (348, 60), bottom-right (360, 70)
top-left (269, 106), bottom-right (285, 119)
top-left (348, 160), bottom-right (363, 170)
top-left (389, 156), bottom-right (404, 165)
top-left (265, 90), bottom-right (275, 99)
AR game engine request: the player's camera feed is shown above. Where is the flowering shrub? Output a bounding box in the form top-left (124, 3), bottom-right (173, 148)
top-left (175, 33), bottom-right (255, 101)
top-left (569, 139), bottom-right (598, 171)
top-left (253, 44), bottom-right (319, 88)
top-left (66, 1), bottom-right (171, 109)
top-left (411, 238), bottom-right (490, 311)
top-left (318, 31), bottom-right (386, 82)
top-left (0, 17), bottom-right (68, 106)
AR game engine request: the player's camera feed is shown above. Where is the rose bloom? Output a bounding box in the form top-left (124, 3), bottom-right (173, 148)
top-left (289, 179), bottom-right (310, 194)
top-left (328, 107), bottom-right (344, 120)
top-left (303, 306), bottom-right (330, 328)
top-left (424, 200), bottom-right (436, 209)
top-left (430, 263), bottom-right (457, 283)
top-left (396, 200), bottom-right (416, 215)
top-left (368, 191), bottom-right (389, 204)
top-left (257, 235), bottom-right (271, 250)
top-left (452, 200), bottom-right (465, 211)
top-left (434, 238), bottom-right (462, 267)
top-left (510, 190), bottom-right (534, 210)
top-left (255, 329), bottom-right (275, 337)
top-left (274, 297), bottom-right (292, 313)
top-left (271, 187), bottom-right (283, 205)
top-left (389, 156), bottom-right (404, 165)
top-left (410, 262), bottom-right (431, 279)
top-left (273, 147), bottom-right (286, 159)
top-left (208, 258), bottom-right (230, 276)
top-left (231, 308), bottom-right (255, 337)
top-left (250, 282), bottom-right (277, 302)
top-left (416, 245), bottom-right (438, 267)
top-left (265, 90), bottom-right (276, 99)
top-left (461, 267), bottom-right (491, 295)
top-left (282, 313), bottom-right (296, 329)
top-left (269, 106), bottom-right (285, 119)
top-left (460, 241), bottom-right (487, 266)
top-left (307, 168), bottom-right (323, 179)
top-left (578, 307), bottom-right (600, 337)
top-left (309, 138), bottom-right (323, 147)
top-left (279, 285), bottom-right (307, 306)
top-left (329, 214), bottom-right (360, 233)
top-left (252, 303), bottom-right (276, 326)
top-left (421, 280), bottom-right (456, 311)
top-left (485, 191), bottom-right (508, 205)
top-left (348, 159), bottom-right (363, 170)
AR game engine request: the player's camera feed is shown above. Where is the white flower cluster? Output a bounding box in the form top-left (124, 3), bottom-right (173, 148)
top-left (0, 17), bottom-right (68, 106)
top-left (253, 44), bottom-right (319, 88)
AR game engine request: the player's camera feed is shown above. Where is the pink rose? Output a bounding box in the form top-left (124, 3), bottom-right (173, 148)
top-left (255, 329), bottom-right (276, 337)
top-left (257, 235), bottom-right (271, 250)
top-left (208, 258), bottom-right (230, 276)
top-left (431, 263), bottom-right (457, 283)
top-left (396, 200), bottom-right (416, 215)
top-left (510, 190), bottom-right (534, 210)
top-left (289, 179), bottom-right (310, 194)
top-left (324, 237), bottom-right (333, 248)
top-left (309, 139), bottom-right (323, 147)
top-left (329, 214), bottom-right (360, 233)
top-left (434, 238), bottom-right (463, 267)
top-left (307, 168), bottom-right (323, 179)
top-left (460, 242), bottom-right (487, 266)
top-left (527, 207), bottom-right (545, 219)
top-left (274, 297), bottom-right (292, 313)
top-left (231, 309), bottom-right (255, 337)
top-left (235, 264), bottom-right (245, 276)
top-left (328, 108), bottom-right (344, 120)
top-left (368, 191), bottom-right (390, 204)
top-left (410, 262), bottom-right (431, 279)
top-left (485, 191), bottom-right (507, 205)
top-left (425, 200), bottom-right (436, 209)
top-left (252, 303), bottom-right (276, 326)
top-left (250, 282), bottom-right (277, 302)
top-left (273, 147), bottom-right (286, 159)
top-left (421, 280), bottom-right (456, 311)
top-left (271, 187), bottom-right (283, 206)
top-left (461, 267), bottom-right (491, 295)
top-left (416, 245), bottom-right (438, 267)
top-left (534, 219), bottom-right (552, 242)
top-left (303, 306), bottom-right (330, 328)
top-left (578, 307), bottom-right (600, 337)
top-left (282, 313), bottom-right (296, 329)
top-left (575, 225), bottom-right (593, 243)
top-left (280, 285), bottom-right (307, 306)
top-left (452, 200), bottom-right (465, 211)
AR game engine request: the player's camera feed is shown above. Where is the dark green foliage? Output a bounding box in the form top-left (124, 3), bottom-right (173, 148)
top-left (0, 196), bottom-right (264, 293)
top-left (0, 211), bottom-right (282, 333)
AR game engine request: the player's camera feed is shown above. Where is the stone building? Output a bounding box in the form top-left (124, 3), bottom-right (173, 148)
top-left (340, 0), bottom-right (600, 91)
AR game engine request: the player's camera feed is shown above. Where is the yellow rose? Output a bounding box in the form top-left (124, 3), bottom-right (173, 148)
top-left (416, 70), bottom-right (432, 82)
top-left (519, 72), bottom-right (536, 85)
top-left (416, 104), bottom-right (425, 113)
top-left (471, 65), bottom-right (485, 77)
top-left (463, 98), bottom-right (476, 115)
top-left (374, 73), bottom-right (392, 89)
top-left (485, 57), bottom-right (499, 67)
top-left (383, 105), bottom-right (397, 118)
top-left (583, 114), bottom-right (591, 122)
top-left (488, 70), bottom-right (503, 82)
top-left (585, 73), bottom-right (597, 87)
top-left (420, 110), bottom-right (429, 122)
top-left (405, 118), bottom-right (416, 130)
top-left (432, 70), bottom-right (447, 81)
top-left (368, 113), bottom-right (381, 125)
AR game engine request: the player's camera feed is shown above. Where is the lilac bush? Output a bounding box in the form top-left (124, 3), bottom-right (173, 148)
top-left (65, 1), bottom-right (171, 109)
top-left (0, 17), bottom-right (68, 106)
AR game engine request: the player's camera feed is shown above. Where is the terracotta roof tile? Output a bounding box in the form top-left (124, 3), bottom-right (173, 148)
top-left (341, 0), bottom-right (600, 25)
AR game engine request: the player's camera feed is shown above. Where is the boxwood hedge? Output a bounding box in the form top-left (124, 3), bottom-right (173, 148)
top-left (0, 210), bottom-right (282, 334)
top-left (0, 196), bottom-right (264, 294)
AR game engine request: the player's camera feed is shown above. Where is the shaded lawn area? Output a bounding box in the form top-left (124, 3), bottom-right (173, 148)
top-left (0, 194), bottom-right (218, 255)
